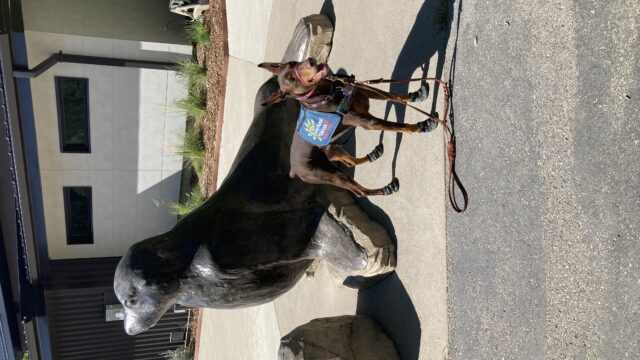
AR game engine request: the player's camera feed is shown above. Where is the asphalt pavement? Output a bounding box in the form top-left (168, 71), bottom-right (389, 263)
top-left (446, 0), bottom-right (640, 358)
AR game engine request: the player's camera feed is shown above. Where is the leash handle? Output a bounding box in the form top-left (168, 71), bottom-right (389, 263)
top-left (358, 76), bottom-right (469, 213)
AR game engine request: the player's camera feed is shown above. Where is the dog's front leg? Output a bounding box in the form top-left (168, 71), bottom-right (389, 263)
top-left (322, 144), bottom-right (383, 167)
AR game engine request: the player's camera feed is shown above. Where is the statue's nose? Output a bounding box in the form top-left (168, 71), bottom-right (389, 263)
top-left (123, 311), bottom-right (147, 335)
top-left (124, 319), bottom-right (143, 335)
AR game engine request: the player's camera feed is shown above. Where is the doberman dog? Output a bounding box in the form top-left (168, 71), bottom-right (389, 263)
top-left (258, 58), bottom-right (437, 197)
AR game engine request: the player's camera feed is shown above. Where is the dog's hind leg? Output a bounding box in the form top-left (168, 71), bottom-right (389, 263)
top-left (291, 138), bottom-right (398, 197)
top-left (292, 165), bottom-right (399, 197)
top-left (343, 112), bottom-right (437, 134)
top-left (323, 144), bottom-right (384, 167)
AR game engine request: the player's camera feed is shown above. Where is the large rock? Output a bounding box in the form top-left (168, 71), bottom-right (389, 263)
top-left (283, 14), bottom-right (334, 63)
top-left (278, 315), bottom-right (400, 360)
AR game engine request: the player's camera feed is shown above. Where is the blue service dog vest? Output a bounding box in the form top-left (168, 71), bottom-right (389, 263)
top-left (295, 82), bottom-right (355, 147)
top-left (295, 107), bottom-right (341, 147)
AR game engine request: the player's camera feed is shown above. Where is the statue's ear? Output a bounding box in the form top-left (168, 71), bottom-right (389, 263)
top-left (258, 62), bottom-right (283, 75)
top-left (261, 89), bottom-right (286, 107)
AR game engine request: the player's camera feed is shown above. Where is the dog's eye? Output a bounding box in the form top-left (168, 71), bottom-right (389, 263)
top-left (286, 73), bottom-right (296, 84)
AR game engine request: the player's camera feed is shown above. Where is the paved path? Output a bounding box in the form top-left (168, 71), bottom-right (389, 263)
top-left (198, 1), bottom-right (450, 359)
top-left (446, 0), bottom-right (640, 358)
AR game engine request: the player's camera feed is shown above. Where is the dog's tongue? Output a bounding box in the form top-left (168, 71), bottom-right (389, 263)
top-left (312, 65), bottom-right (328, 83)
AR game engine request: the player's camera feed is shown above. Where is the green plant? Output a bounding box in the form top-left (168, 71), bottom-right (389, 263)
top-left (169, 188), bottom-right (206, 218)
top-left (176, 127), bottom-right (205, 176)
top-left (185, 20), bottom-right (211, 45)
top-left (176, 92), bottom-right (207, 126)
top-left (177, 60), bottom-right (207, 92)
top-left (161, 346), bottom-right (194, 360)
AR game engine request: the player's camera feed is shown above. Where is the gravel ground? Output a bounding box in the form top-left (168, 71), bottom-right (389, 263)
top-left (192, 3), bottom-right (227, 353)
top-left (198, 1), bottom-right (226, 196)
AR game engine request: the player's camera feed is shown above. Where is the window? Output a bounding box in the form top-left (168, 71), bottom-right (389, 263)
top-left (55, 77), bottom-right (90, 152)
top-left (63, 187), bottom-right (93, 244)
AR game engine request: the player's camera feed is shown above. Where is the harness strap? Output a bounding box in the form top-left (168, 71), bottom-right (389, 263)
top-left (356, 77), bottom-right (469, 213)
top-left (301, 95), bottom-right (333, 108)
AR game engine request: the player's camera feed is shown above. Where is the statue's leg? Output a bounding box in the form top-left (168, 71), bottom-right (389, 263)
top-left (306, 211), bottom-right (369, 273)
top-left (307, 190), bottom-right (397, 288)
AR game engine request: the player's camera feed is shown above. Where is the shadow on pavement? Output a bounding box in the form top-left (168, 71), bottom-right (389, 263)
top-left (358, 2), bottom-right (457, 358)
top-left (356, 272), bottom-right (422, 360)
top-left (310, 4), bottom-right (458, 358)
top-left (380, 0), bottom-right (455, 178)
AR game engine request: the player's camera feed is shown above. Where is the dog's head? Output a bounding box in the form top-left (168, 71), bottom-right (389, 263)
top-left (114, 235), bottom-right (185, 335)
top-left (258, 58), bottom-right (329, 106)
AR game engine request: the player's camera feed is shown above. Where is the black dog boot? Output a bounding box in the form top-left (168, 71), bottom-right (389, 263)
top-left (418, 118), bottom-right (438, 133)
top-left (382, 178), bottom-right (400, 195)
top-left (367, 143), bottom-right (384, 162)
top-left (410, 84), bottom-right (429, 102)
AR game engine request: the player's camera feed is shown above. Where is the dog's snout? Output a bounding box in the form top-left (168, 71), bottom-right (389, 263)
top-left (307, 58), bottom-right (316, 66)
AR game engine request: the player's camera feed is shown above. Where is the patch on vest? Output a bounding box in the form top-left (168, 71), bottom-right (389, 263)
top-left (296, 106), bottom-right (341, 146)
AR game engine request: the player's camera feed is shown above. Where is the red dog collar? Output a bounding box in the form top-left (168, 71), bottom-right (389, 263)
top-left (293, 62), bottom-right (328, 99)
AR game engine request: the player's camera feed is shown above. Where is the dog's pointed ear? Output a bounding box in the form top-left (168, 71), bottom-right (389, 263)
top-left (261, 89), bottom-right (286, 107)
top-left (258, 62), bottom-right (283, 75)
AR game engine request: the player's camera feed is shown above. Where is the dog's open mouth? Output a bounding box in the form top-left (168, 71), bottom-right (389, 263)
top-left (311, 64), bottom-right (328, 83)
top-left (295, 61), bottom-right (328, 86)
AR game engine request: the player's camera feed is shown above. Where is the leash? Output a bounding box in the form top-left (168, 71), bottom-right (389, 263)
top-left (353, 77), bottom-right (468, 213)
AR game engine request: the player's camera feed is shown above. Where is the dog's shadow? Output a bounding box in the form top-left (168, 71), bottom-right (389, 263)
top-left (382, 0), bottom-right (455, 179)
top-left (319, 1), bottom-right (456, 359)
top-left (327, 67), bottom-right (423, 359)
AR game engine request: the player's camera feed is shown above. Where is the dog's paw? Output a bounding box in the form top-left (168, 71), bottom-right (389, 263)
top-left (366, 143), bottom-right (384, 162)
top-left (382, 177), bottom-right (400, 196)
top-left (410, 84), bottom-right (429, 102)
top-left (418, 118), bottom-right (438, 133)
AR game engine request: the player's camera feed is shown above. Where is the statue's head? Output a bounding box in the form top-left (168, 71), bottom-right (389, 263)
top-left (114, 234), bottom-right (187, 335)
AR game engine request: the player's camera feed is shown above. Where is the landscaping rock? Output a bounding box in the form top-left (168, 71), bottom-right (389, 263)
top-left (278, 315), bottom-right (400, 360)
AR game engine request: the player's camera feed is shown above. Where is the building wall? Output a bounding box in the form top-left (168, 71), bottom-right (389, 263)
top-left (45, 258), bottom-right (190, 360)
top-left (21, 0), bottom-right (189, 45)
top-left (26, 31), bottom-right (191, 259)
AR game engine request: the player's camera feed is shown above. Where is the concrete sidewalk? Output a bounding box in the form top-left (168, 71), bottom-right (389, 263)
top-left (198, 1), bottom-right (450, 359)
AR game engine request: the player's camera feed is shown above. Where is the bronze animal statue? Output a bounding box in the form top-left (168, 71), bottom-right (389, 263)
top-left (114, 79), bottom-right (395, 335)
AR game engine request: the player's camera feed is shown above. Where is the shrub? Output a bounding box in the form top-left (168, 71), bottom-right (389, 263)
top-left (176, 127), bottom-right (205, 177)
top-left (169, 188), bottom-right (206, 218)
top-left (161, 346), bottom-right (194, 360)
top-left (185, 21), bottom-right (211, 45)
top-left (176, 92), bottom-right (207, 126)
top-left (177, 60), bottom-right (207, 92)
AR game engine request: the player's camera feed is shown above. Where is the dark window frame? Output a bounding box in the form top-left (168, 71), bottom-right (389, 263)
top-left (63, 186), bottom-right (94, 245)
top-left (55, 76), bottom-right (91, 153)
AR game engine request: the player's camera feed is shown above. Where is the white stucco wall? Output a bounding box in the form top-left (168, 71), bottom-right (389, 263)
top-left (26, 31), bottom-right (192, 259)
